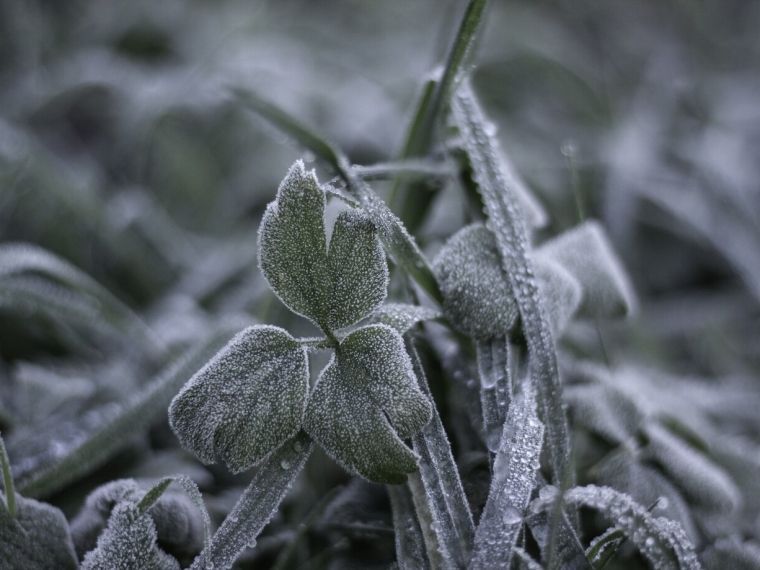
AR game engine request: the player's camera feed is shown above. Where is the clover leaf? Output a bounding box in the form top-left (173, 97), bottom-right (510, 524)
top-left (433, 223), bottom-right (519, 339)
top-left (169, 325), bottom-right (308, 473)
top-left (258, 160), bottom-right (388, 333)
top-left (304, 324), bottom-right (432, 484)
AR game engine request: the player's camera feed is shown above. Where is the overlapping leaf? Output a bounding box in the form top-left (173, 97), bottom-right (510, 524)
top-left (258, 160), bottom-right (388, 332)
top-left (304, 324), bottom-right (432, 484)
top-left (169, 325), bottom-right (308, 472)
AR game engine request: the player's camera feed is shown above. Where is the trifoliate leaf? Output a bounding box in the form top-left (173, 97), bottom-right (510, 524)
top-left (81, 502), bottom-right (180, 570)
top-left (0, 494), bottom-right (78, 570)
top-left (368, 303), bottom-right (441, 334)
top-left (304, 324), bottom-right (432, 484)
top-left (258, 161), bottom-right (388, 332)
top-left (169, 325), bottom-right (308, 473)
top-left (537, 221), bottom-right (637, 319)
top-left (433, 224), bottom-right (518, 339)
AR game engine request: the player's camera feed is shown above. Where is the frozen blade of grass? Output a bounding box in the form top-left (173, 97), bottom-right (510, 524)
top-left (0, 434), bottom-right (16, 517)
top-left (531, 486), bottom-right (702, 570)
top-left (390, 0), bottom-right (489, 231)
top-left (525, 503), bottom-right (590, 570)
top-left (407, 341), bottom-right (475, 568)
top-left (585, 527), bottom-right (626, 570)
top-left (469, 384), bottom-right (543, 570)
top-left (17, 325), bottom-right (238, 498)
top-left (452, 81), bottom-right (570, 483)
top-left (354, 160), bottom-right (455, 182)
top-left (513, 546), bottom-right (544, 570)
top-left (388, 483), bottom-right (430, 570)
top-left (0, 243), bottom-right (160, 350)
top-left (135, 475), bottom-right (212, 550)
top-left (475, 338), bottom-right (512, 453)
top-left (369, 303), bottom-right (441, 335)
top-left (234, 88), bottom-right (443, 304)
top-left (189, 432), bottom-right (312, 570)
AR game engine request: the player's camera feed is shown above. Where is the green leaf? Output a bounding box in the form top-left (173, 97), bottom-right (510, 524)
top-left (326, 208), bottom-right (389, 330)
top-left (304, 324), bottom-right (432, 484)
top-left (72, 477), bottom-right (211, 567)
top-left (235, 90), bottom-right (443, 304)
top-left (537, 221), bottom-right (637, 319)
top-left (81, 501), bottom-right (180, 570)
top-left (0, 494), bottom-right (78, 570)
top-left (169, 325), bottom-right (308, 473)
top-left (435, 223), bottom-right (582, 338)
top-left (433, 224), bottom-right (519, 339)
top-left (258, 161), bottom-right (388, 331)
top-left (368, 303), bottom-right (441, 334)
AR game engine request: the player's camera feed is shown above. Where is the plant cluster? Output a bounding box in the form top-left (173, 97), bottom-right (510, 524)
top-left (1, 0), bottom-right (759, 569)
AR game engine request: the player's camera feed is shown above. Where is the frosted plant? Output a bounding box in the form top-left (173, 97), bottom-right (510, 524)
top-left (0, 434), bottom-right (78, 569)
top-left (170, 161), bottom-right (432, 485)
top-left (79, 476), bottom-right (211, 570)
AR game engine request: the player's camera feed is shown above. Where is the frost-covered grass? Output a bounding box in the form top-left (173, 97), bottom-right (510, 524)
top-left (1, 0), bottom-right (760, 568)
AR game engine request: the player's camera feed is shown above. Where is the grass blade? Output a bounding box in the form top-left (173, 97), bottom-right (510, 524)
top-left (16, 326), bottom-right (238, 498)
top-left (408, 341), bottom-right (475, 567)
top-left (0, 433), bottom-right (16, 518)
top-left (452, 81), bottom-right (570, 484)
top-left (469, 384), bottom-right (543, 569)
top-left (390, 0), bottom-right (489, 231)
top-left (388, 483), bottom-right (430, 570)
top-left (190, 432), bottom-right (313, 570)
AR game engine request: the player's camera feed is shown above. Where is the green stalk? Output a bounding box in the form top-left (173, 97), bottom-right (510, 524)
top-left (0, 433), bottom-right (16, 518)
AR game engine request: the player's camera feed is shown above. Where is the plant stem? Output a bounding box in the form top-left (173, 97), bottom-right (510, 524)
top-left (0, 432), bottom-right (16, 518)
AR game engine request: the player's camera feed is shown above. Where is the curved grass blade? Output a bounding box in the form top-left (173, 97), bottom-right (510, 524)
top-left (407, 341), bottom-right (475, 567)
top-left (189, 432), bottom-right (313, 570)
top-left (234, 88), bottom-right (443, 304)
top-left (530, 486), bottom-right (701, 570)
top-left (469, 384), bottom-right (543, 569)
top-left (16, 326), bottom-right (238, 498)
top-left (452, 81), bottom-right (570, 484)
top-left (0, 243), bottom-right (160, 350)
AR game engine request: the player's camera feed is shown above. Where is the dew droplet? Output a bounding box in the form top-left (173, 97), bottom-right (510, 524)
top-left (502, 505), bottom-right (522, 525)
top-left (280, 459), bottom-right (291, 470)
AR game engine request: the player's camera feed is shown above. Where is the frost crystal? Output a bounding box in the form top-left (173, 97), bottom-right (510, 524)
top-left (258, 160), bottom-right (388, 332)
top-left (169, 325), bottom-right (308, 473)
top-left (304, 324), bottom-right (432, 483)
